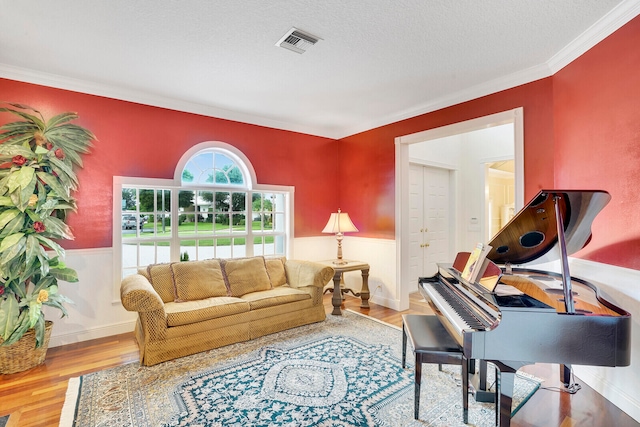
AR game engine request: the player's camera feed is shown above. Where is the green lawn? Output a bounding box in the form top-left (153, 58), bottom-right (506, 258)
top-left (125, 221), bottom-right (275, 246)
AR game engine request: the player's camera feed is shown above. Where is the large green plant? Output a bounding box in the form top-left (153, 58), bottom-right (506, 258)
top-left (0, 103), bottom-right (94, 347)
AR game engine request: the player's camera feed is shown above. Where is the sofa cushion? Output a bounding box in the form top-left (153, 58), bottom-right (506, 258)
top-left (223, 257), bottom-right (272, 297)
top-left (171, 259), bottom-right (228, 301)
top-left (265, 256), bottom-right (287, 287)
top-left (165, 296), bottom-right (250, 327)
top-left (140, 263), bottom-right (176, 303)
top-left (240, 287), bottom-right (310, 310)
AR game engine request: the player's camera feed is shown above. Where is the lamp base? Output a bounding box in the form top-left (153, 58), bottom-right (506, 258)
top-left (332, 259), bottom-right (348, 265)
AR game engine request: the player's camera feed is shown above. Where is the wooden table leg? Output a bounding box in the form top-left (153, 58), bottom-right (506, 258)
top-left (331, 271), bottom-right (343, 315)
top-left (360, 268), bottom-right (370, 308)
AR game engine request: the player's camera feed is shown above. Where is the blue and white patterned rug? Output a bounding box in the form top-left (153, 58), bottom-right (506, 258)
top-left (60, 311), bottom-right (540, 427)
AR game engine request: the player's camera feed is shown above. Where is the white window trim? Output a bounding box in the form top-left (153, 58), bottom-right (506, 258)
top-left (112, 144), bottom-right (295, 303)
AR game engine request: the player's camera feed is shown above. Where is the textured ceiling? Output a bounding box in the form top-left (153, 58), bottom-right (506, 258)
top-left (0, 1), bottom-right (638, 138)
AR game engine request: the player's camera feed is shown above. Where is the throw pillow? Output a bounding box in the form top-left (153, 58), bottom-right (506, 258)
top-left (171, 259), bottom-right (228, 301)
top-left (265, 256), bottom-right (287, 287)
top-left (223, 256), bottom-right (272, 296)
top-left (145, 263), bottom-right (177, 303)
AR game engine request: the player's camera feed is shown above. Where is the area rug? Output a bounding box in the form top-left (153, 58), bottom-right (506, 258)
top-left (60, 311), bottom-right (540, 427)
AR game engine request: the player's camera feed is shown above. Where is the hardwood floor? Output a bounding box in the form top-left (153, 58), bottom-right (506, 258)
top-left (0, 294), bottom-right (637, 426)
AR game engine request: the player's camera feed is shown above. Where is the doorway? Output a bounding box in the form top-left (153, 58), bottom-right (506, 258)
top-left (394, 108), bottom-right (524, 310)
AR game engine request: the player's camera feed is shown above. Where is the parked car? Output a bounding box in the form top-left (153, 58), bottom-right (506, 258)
top-left (122, 215), bottom-right (137, 229)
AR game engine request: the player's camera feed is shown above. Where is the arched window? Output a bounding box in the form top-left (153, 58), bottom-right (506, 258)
top-left (113, 142), bottom-right (292, 294)
top-left (177, 143), bottom-right (254, 188)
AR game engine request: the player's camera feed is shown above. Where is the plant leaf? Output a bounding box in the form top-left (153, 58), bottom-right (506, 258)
top-left (5, 166), bottom-right (35, 194)
top-left (50, 266), bottom-right (78, 283)
top-left (36, 171), bottom-right (70, 201)
top-left (0, 212), bottom-right (26, 239)
top-left (45, 111), bottom-right (78, 128)
top-left (1, 309), bottom-right (29, 346)
top-left (0, 107), bottom-right (45, 130)
top-left (0, 295), bottom-right (20, 342)
top-left (34, 234), bottom-right (64, 257)
top-left (42, 215), bottom-right (75, 240)
top-left (24, 234), bottom-right (40, 269)
top-left (0, 208), bottom-right (19, 231)
top-left (0, 231), bottom-right (25, 254)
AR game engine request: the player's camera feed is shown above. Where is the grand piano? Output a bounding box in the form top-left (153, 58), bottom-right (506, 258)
top-left (418, 190), bottom-right (631, 426)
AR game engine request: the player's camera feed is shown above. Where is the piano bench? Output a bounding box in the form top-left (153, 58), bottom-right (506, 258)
top-left (401, 314), bottom-right (469, 423)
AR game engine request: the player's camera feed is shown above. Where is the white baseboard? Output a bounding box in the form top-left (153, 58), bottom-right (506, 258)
top-left (369, 295), bottom-right (402, 311)
top-left (574, 365), bottom-right (640, 423)
top-left (49, 319), bottom-right (137, 348)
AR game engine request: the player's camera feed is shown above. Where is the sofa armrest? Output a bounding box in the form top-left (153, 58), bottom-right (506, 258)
top-left (120, 274), bottom-right (165, 313)
top-left (284, 260), bottom-right (334, 289)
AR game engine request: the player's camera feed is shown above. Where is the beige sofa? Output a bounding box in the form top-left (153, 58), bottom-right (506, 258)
top-left (120, 256), bottom-right (334, 366)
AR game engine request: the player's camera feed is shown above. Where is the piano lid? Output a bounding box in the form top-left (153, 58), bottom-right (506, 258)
top-left (487, 190), bottom-right (611, 265)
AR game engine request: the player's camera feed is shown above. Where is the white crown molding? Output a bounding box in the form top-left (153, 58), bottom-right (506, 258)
top-left (340, 62), bottom-right (551, 138)
top-left (0, 63), bottom-right (329, 138)
top-left (548, 0), bottom-right (640, 73)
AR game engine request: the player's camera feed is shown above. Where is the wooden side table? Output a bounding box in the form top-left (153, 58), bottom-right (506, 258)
top-left (319, 259), bottom-right (370, 315)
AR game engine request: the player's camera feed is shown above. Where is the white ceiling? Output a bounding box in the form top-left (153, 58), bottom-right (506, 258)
top-left (1, 1), bottom-right (638, 139)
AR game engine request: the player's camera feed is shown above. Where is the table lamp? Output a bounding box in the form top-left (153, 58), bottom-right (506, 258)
top-left (322, 208), bottom-right (358, 264)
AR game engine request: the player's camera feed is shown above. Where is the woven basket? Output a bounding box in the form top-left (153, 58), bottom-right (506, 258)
top-left (0, 320), bottom-right (53, 374)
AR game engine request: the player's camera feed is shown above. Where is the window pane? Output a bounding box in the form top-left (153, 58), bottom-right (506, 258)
top-left (179, 190), bottom-right (195, 210)
top-left (198, 239), bottom-right (215, 260)
top-left (232, 237), bottom-right (246, 258)
top-left (273, 213), bottom-right (285, 232)
top-left (253, 236), bottom-right (264, 255)
top-left (122, 242), bottom-right (138, 268)
top-left (122, 188), bottom-right (137, 211)
top-left (195, 213), bottom-right (213, 234)
top-left (156, 214), bottom-right (172, 236)
top-left (179, 214), bottom-right (196, 235)
top-left (212, 237), bottom-right (228, 258)
top-left (232, 214), bottom-right (246, 232)
top-left (180, 240), bottom-right (195, 261)
top-left (158, 189), bottom-right (171, 212)
top-left (156, 242), bottom-right (171, 264)
top-left (215, 191), bottom-right (230, 210)
top-left (274, 235), bottom-right (285, 255)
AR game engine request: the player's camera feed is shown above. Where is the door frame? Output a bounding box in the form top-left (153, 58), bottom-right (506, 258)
top-left (394, 107), bottom-right (524, 310)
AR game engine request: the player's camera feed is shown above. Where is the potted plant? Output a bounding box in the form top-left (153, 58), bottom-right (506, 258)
top-left (0, 102), bottom-right (94, 373)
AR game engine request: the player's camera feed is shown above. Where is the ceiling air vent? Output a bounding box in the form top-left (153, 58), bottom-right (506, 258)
top-left (276, 28), bottom-right (321, 54)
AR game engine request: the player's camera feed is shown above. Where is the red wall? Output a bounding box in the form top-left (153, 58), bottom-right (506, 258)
top-left (338, 78), bottom-right (556, 239)
top-left (1, 14), bottom-right (638, 270)
top-left (553, 15), bottom-right (640, 269)
top-left (0, 79), bottom-right (339, 248)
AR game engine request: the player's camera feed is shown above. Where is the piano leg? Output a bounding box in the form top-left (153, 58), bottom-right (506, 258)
top-left (462, 356), bottom-right (469, 424)
top-left (480, 359), bottom-right (488, 391)
top-left (494, 363), bottom-right (517, 427)
top-left (560, 363), bottom-right (572, 386)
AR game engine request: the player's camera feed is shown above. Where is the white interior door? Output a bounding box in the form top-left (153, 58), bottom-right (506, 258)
top-left (408, 164), bottom-right (451, 289)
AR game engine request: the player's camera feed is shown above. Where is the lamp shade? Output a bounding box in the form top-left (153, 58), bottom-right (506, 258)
top-left (322, 209), bottom-right (359, 234)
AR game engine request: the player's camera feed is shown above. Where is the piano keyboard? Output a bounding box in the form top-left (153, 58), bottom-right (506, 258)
top-left (421, 279), bottom-right (496, 334)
